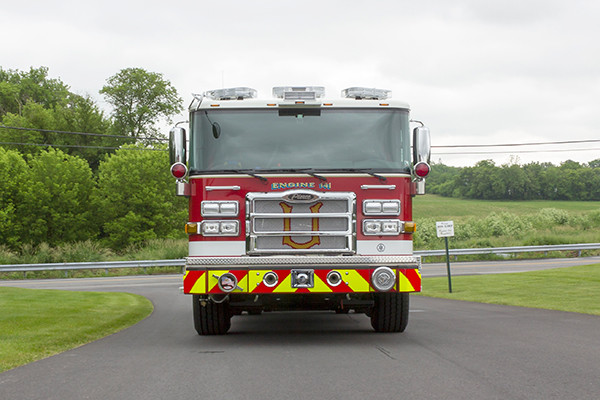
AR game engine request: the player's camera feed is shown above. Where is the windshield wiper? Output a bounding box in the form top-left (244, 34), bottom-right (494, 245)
top-left (336, 169), bottom-right (387, 182)
top-left (230, 169), bottom-right (268, 182)
top-left (187, 168), bottom-right (268, 182)
top-left (295, 169), bottom-right (327, 182)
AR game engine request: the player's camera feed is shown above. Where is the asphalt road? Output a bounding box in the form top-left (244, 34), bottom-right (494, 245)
top-left (1, 258), bottom-right (600, 399)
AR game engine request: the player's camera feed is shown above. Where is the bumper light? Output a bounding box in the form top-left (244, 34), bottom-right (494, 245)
top-left (262, 271), bottom-right (279, 287)
top-left (371, 267), bottom-right (396, 292)
top-left (216, 273), bottom-right (239, 293)
top-left (326, 271), bottom-right (343, 287)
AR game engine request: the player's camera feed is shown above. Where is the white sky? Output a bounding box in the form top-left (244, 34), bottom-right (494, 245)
top-left (2, 0), bottom-right (599, 167)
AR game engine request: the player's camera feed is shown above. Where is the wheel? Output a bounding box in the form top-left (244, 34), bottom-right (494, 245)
top-left (192, 295), bottom-right (231, 335)
top-left (370, 292), bottom-right (409, 333)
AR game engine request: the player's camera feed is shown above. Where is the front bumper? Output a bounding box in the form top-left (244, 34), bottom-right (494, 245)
top-left (183, 255), bottom-right (421, 295)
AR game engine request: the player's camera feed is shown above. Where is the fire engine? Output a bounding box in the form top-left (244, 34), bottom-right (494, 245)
top-left (169, 86), bottom-right (431, 335)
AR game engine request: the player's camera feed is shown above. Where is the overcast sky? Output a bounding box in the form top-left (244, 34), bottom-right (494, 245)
top-left (2, 0), bottom-right (599, 166)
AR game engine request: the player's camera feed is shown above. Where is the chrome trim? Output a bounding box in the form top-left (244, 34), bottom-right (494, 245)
top-left (206, 185), bottom-right (241, 191)
top-left (186, 255), bottom-right (420, 268)
top-left (361, 185), bottom-right (396, 190)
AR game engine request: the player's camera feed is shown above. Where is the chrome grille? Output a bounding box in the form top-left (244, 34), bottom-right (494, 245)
top-left (247, 190), bottom-right (355, 254)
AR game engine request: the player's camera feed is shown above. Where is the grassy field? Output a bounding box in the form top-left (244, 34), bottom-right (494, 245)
top-left (414, 194), bottom-right (600, 219)
top-left (418, 263), bottom-right (600, 315)
top-left (412, 195), bottom-right (600, 252)
top-left (0, 287), bottom-right (153, 372)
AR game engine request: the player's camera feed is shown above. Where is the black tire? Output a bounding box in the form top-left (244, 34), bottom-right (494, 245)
top-left (192, 295), bottom-right (231, 335)
top-left (370, 292), bottom-right (409, 333)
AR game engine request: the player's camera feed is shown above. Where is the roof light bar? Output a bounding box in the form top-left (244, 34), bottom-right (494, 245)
top-left (273, 86), bottom-right (325, 100)
top-left (204, 87), bottom-right (257, 100)
top-left (342, 87), bottom-right (391, 100)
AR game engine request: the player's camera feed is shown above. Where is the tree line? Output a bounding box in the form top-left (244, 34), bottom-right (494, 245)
top-left (1, 66), bottom-right (186, 251)
top-left (0, 66), bottom-right (182, 168)
top-left (427, 159), bottom-right (600, 200)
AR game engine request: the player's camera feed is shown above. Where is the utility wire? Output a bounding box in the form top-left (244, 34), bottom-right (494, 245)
top-left (0, 125), bottom-right (168, 142)
top-left (0, 141), bottom-right (167, 151)
top-left (433, 138), bottom-right (600, 148)
top-left (434, 147), bottom-right (600, 155)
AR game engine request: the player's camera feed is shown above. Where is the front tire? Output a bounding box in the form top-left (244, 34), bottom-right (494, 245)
top-left (192, 295), bottom-right (231, 335)
top-left (370, 292), bottom-right (409, 333)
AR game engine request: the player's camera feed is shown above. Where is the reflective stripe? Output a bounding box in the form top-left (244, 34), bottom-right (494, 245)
top-left (398, 268), bottom-right (421, 292)
top-left (183, 267), bottom-right (421, 294)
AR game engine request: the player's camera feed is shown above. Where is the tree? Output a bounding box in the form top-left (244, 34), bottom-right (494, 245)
top-left (1, 66), bottom-right (121, 167)
top-left (92, 144), bottom-right (187, 249)
top-left (0, 66), bottom-right (70, 117)
top-left (100, 68), bottom-right (183, 139)
top-left (0, 148), bottom-right (29, 248)
top-left (20, 148), bottom-right (96, 246)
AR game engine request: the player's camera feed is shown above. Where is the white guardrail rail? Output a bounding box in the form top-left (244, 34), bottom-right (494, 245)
top-left (0, 243), bottom-right (599, 275)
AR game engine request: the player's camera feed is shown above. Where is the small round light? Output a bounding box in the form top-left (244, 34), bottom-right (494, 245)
top-left (263, 271), bottom-right (279, 287)
top-left (327, 271), bottom-right (342, 287)
top-left (414, 162), bottom-right (430, 178)
top-left (371, 267), bottom-right (396, 292)
top-left (170, 162), bottom-right (188, 179)
top-left (217, 273), bottom-right (238, 293)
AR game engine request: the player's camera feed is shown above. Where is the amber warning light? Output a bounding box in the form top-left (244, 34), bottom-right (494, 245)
top-left (171, 162), bottom-right (188, 179)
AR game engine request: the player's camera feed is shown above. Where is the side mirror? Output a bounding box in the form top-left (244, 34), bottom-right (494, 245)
top-left (412, 125), bottom-right (431, 165)
top-left (169, 126), bottom-right (187, 166)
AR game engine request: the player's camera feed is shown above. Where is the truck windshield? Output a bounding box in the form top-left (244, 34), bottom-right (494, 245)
top-left (188, 108), bottom-right (411, 173)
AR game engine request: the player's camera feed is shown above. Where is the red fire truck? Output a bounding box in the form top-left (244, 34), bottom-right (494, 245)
top-left (169, 86), bottom-right (431, 335)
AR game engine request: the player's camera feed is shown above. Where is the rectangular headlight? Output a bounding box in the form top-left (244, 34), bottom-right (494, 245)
top-left (201, 220), bottom-right (239, 236)
top-left (363, 200), bottom-right (400, 216)
top-left (202, 221), bottom-right (220, 235)
top-left (363, 219), bottom-right (401, 236)
top-left (201, 201), bottom-right (239, 217)
top-left (363, 221), bottom-right (382, 234)
top-left (220, 221), bottom-right (239, 235)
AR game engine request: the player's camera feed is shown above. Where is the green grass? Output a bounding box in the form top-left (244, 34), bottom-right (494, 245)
top-left (0, 287), bottom-right (153, 372)
top-left (418, 263), bottom-right (600, 315)
top-left (414, 194), bottom-right (600, 219)
top-left (412, 194), bottom-right (600, 252)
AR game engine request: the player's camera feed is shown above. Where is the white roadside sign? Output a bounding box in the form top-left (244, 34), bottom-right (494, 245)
top-left (436, 221), bottom-right (455, 238)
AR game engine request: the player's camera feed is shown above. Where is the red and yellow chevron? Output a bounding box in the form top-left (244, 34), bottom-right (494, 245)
top-left (183, 268), bottom-right (421, 295)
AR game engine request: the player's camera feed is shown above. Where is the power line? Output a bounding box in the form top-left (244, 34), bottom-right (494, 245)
top-left (433, 138), bottom-right (600, 148)
top-left (434, 147), bottom-right (600, 155)
top-left (0, 141), bottom-right (167, 151)
top-left (0, 125), bottom-right (168, 142)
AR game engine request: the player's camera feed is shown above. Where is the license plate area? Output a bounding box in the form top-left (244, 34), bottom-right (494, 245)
top-left (291, 269), bottom-right (314, 288)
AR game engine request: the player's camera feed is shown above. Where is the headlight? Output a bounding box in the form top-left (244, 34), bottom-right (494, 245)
top-left (363, 200), bottom-right (400, 215)
top-left (201, 220), bottom-right (239, 236)
top-left (201, 201), bottom-right (239, 217)
top-left (363, 219), bottom-right (401, 235)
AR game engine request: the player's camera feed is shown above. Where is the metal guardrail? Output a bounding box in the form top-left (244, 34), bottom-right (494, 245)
top-left (0, 259), bottom-right (185, 274)
top-left (414, 243), bottom-right (600, 259)
top-left (1, 243), bottom-right (599, 274)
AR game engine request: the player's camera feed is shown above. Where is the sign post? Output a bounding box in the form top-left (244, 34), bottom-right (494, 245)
top-left (436, 221), bottom-right (454, 293)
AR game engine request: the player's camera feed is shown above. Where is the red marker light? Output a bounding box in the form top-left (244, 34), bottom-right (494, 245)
top-left (170, 162), bottom-right (188, 179)
top-left (414, 162), bottom-right (430, 178)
